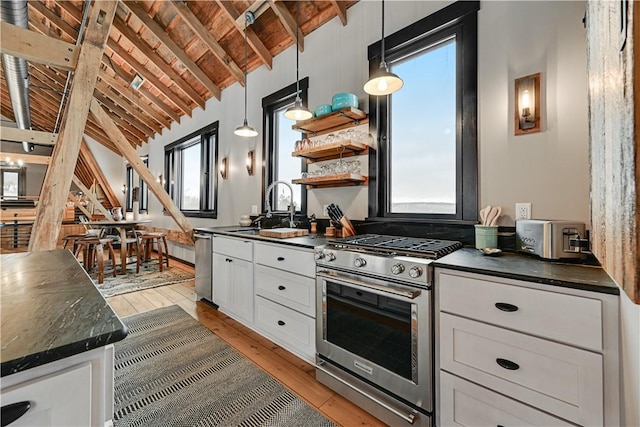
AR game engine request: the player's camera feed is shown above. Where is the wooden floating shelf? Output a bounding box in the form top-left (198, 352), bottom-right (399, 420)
top-left (291, 140), bottom-right (369, 163)
top-left (292, 173), bottom-right (368, 189)
top-left (292, 107), bottom-right (368, 135)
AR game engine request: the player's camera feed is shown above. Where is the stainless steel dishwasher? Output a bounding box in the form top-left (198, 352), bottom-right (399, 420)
top-left (194, 233), bottom-right (213, 303)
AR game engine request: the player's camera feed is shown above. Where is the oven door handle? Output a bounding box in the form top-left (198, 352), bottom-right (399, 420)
top-left (317, 271), bottom-right (422, 300)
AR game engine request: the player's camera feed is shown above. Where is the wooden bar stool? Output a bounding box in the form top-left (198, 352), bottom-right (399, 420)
top-left (136, 231), bottom-right (169, 272)
top-left (74, 236), bottom-right (117, 284)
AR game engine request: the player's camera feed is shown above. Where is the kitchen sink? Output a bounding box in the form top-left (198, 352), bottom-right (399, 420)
top-left (226, 228), bottom-right (260, 235)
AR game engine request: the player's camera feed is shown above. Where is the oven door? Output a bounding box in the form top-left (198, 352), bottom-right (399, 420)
top-left (316, 268), bottom-right (432, 412)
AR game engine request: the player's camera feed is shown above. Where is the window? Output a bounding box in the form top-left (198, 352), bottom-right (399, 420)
top-left (1, 167), bottom-right (25, 199)
top-left (164, 122), bottom-right (219, 218)
top-left (125, 158), bottom-right (148, 212)
top-left (262, 78), bottom-right (309, 215)
top-left (369, 1), bottom-right (479, 223)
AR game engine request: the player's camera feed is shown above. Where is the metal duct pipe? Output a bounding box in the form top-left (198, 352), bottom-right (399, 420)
top-left (1, 0), bottom-right (33, 152)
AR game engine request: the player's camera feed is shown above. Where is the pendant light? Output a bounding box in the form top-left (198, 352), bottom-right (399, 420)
top-left (364, 0), bottom-right (403, 96)
top-left (235, 12), bottom-right (258, 137)
top-left (284, 1), bottom-right (312, 121)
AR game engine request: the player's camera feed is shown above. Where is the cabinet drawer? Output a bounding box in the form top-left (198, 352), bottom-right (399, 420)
top-left (438, 271), bottom-right (603, 351)
top-left (213, 235), bottom-right (253, 261)
top-left (255, 265), bottom-right (315, 317)
top-left (254, 242), bottom-right (314, 277)
top-left (1, 363), bottom-right (92, 426)
top-left (440, 313), bottom-right (603, 426)
top-left (255, 296), bottom-right (315, 361)
top-left (440, 371), bottom-right (573, 427)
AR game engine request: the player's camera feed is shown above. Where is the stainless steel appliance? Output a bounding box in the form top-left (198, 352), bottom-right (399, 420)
top-left (515, 219), bottom-right (588, 259)
top-left (194, 233), bottom-right (213, 302)
top-left (315, 234), bottom-right (462, 427)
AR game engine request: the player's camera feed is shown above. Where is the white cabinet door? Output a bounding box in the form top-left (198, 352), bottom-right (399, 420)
top-left (1, 363), bottom-right (92, 426)
top-left (213, 252), bottom-right (254, 325)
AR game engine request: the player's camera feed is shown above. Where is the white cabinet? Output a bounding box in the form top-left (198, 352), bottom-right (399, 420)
top-left (254, 241), bottom-right (316, 362)
top-left (213, 236), bottom-right (254, 326)
top-left (436, 269), bottom-right (619, 427)
top-left (1, 345), bottom-right (115, 427)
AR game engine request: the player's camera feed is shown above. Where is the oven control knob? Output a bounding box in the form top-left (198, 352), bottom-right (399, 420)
top-left (354, 258), bottom-right (367, 268)
top-left (325, 252), bottom-right (336, 262)
top-left (409, 266), bottom-right (423, 278)
top-left (314, 251), bottom-right (325, 260)
top-left (391, 263), bottom-right (405, 275)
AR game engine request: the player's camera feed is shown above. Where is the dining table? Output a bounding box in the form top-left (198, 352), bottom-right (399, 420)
top-left (87, 219), bottom-right (151, 274)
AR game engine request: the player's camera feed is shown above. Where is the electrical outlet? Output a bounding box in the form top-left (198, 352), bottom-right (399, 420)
top-left (515, 203), bottom-right (532, 220)
top-left (251, 205), bottom-right (258, 215)
top-left (323, 204), bottom-right (330, 216)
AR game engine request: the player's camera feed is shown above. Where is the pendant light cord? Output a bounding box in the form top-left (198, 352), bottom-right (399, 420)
top-left (244, 22), bottom-right (249, 120)
top-left (380, 0), bottom-right (386, 67)
top-left (295, 0), bottom-right (301, 101)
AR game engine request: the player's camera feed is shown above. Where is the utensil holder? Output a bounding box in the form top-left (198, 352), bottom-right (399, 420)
top-left (475, 225), bottom-right (498, 249)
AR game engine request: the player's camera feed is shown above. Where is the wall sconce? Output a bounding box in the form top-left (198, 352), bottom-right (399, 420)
top-left (515, 72), bottom-right (541, 135)
top-left (122, 184), bottom-right (127, 194)
top-left (246, 150), bottom-right (255, 175)
top-left (219, 157), bottom-right (229, 179)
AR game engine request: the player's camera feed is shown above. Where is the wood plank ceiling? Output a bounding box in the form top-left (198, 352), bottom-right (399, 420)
top-left (0, 0), bottom-right (358, 154)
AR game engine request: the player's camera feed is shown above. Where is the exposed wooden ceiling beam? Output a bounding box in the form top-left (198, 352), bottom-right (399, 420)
top-left (0, 22), bottom-right (79, 71)
top-left (0, 152), bottom-right (50, 165)
top-left (28, 1), bottom-right (78, 43)
top-left (169, 0), bottom-right (246, 86)
top-left (67, 192), bottom-right (94, 219)
top-left (89, 98), bottom-right (195, 243)
top-left (268, 0), bottom-right (304, 52)
top-left (330, 1), bottom-right (348, 26)
top-left (217, 0), bottom-right (272, 70)
top-left (84, 126), bottom-right (121, 154)
top-left (122, 1), bottom-right (221, 99)
top-left (112, 15), bottom-right (204, 110)
top-left (30, 0), bottom-right (117, 252)
top-left (92, 90), bottom-right (155, 137)
top-left (235, 1), bottom-right (270, 26)
top-left (0, 127), bottom-right (57, 145)
top-left (106, 40), bottom-right (190, 118)
top-left (97, 71), bottom-right (171, 130)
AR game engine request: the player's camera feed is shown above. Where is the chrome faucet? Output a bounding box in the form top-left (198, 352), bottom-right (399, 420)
top-left (265, 180), bottom-right (295, 227)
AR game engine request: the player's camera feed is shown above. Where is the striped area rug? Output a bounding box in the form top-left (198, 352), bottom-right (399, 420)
top-left (113, 305), bottom-right (336, 427)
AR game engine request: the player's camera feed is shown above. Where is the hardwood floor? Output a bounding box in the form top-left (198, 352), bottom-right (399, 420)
top-left (106, 258), bottom-right (386, 427)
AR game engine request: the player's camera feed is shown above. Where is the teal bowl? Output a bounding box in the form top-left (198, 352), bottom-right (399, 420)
top-left (332, 93), bottom-right (358, 111)
top-left (314, 104), bottom-right (332, 117)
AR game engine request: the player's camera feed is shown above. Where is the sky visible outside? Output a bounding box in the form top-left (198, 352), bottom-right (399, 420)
top-left (181, 141), bottom-right (201, 210)
top-left (390, 38), bottom-right (456, 213)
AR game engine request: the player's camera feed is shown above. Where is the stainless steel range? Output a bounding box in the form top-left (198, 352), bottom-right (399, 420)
top-left (315, 234), bottom-right (461, 427)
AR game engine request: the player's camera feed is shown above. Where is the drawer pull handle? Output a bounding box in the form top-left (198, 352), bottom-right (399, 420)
top-left (277, 320), bottom-right (285, 326)
top-left (1, 401), bottom-right (31, 426)
top-left (277, 256), bottom-right (285, 261)
top-left (225, 258), bottom-right (232, 263)
top-left (356, 291), bottom-right (363, 297)
top-left (278, 285), bottom-right (286, 291)
top-left (495, 302), bottom-right (518, 312)
top-left (496, 358), bottom-right (520, 370)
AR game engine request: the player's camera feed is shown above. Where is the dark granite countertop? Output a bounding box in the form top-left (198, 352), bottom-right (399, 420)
top-left (1, 250), bottom-right (128, 377)
top-left (434, 248), bottom-right (620, 295)
top-left (195, 226), bottom-right (328, 249)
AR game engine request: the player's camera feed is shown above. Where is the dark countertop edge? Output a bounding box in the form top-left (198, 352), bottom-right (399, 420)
top-left (433, 262), bottom-right (620, 296)
top-left (1, 327), bottom-right (128, 377)
top-left (195, 227), bottom-right (326, 249)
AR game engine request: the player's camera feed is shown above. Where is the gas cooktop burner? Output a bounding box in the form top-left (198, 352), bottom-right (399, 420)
top-left (328, 234), bottom-right (462, 259)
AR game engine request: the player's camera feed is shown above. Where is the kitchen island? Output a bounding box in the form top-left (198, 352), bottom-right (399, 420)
top-left (1, 249), bottom-right (128, 426)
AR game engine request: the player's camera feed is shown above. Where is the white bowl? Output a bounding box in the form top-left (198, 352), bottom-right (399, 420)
top-left (239, 219), bottom-right (252, 227)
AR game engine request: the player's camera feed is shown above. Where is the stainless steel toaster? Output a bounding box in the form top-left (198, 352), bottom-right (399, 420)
top-left (515, 219), bottom-right (588, 259)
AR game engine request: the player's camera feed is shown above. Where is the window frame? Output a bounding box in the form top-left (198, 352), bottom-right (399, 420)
top-left (261, 77), bottom-right (309, 216)
top-left (368, 1), bottom-right (479, 224)
top-left (164, 122), bottom-right (219, 218)
top-left (0, 167), bottom-right (26, 199)
top-left (125, 157), bottom-right (148, 212)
